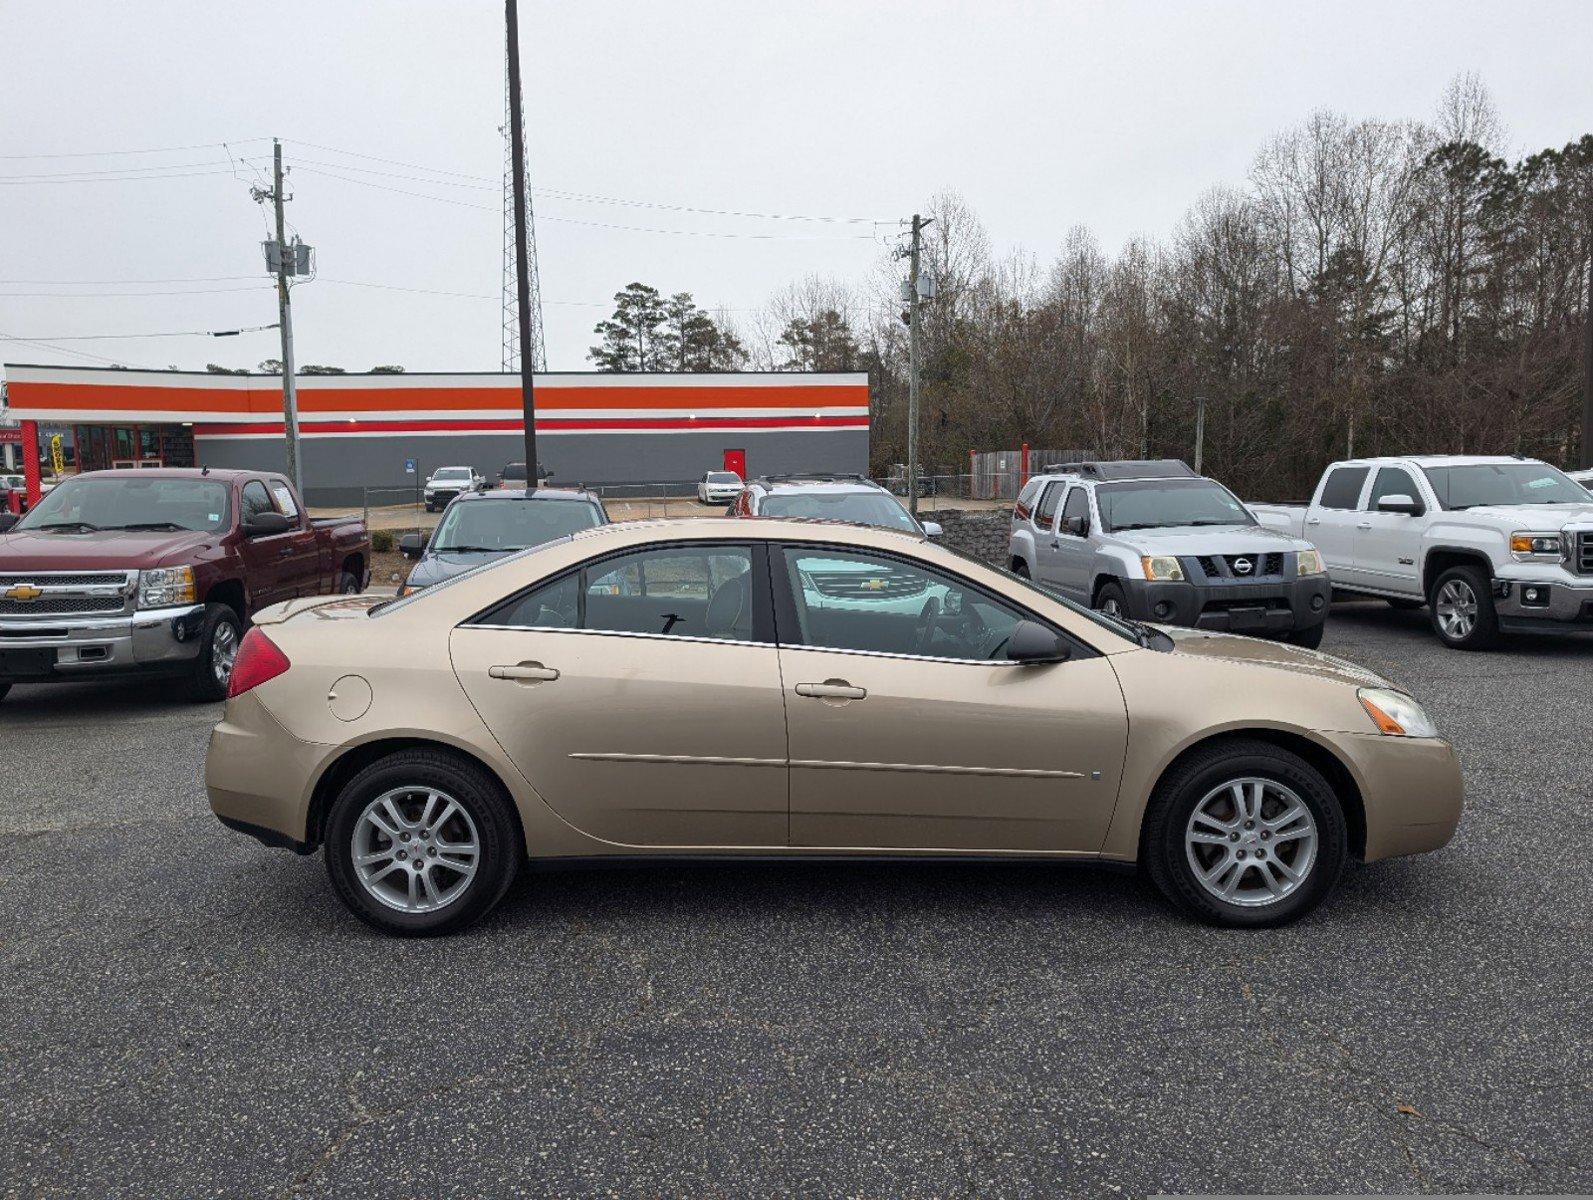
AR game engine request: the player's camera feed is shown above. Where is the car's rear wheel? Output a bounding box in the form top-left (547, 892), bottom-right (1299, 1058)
top-left (1429, 565), bottom-right (1499, 650)
top-left (1142, 738), bottom-right (1347, 928)
top-left (187, 603), bottom-right (242, 702)
top-left (325, 749), bottom-right (520, 936)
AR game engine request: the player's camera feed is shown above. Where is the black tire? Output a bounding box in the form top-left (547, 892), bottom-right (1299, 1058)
top-left (1011, 558), bottom-right (1030, 579)
top-left (1094, 581), bottom-right (1130, 620)
top-left (325, 748), bottom-right (521, 936)
top-left (1428, 564), bottom-right (1500, 650)
top-left (1386, 597), bottom-right (1424, 611)
top-left (0, 682), bottom-right (11, 703)
top-left (1288, 621), bottom-right (1326, 649)
top-left (186, 603), bottom-right (242, 702)
top-left (1141, 738), bottom-right (1348, 928)
top-left (336, 569), bottom-right (361, 594)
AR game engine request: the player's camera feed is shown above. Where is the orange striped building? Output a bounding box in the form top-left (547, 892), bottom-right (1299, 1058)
top-left (1, 365), bottom-right (871, 505)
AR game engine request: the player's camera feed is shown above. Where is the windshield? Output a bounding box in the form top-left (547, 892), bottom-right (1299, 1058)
top-left (13, 475), bottom-right (231, 532)
top-left (432, 468), bottom-right (472, 481)
top-left (500, 463), bottom-right (527, 480)
top-left (760, 490), bottom-right (920, 532)
top-left (1096, 479), bottom-right (1255, 532)
top-left (706, 472), bottom-right (740, 483)
top-left (1422, 463), bottom-right (1589, 509)
top-left (430, 497), bottom-right (603, 552)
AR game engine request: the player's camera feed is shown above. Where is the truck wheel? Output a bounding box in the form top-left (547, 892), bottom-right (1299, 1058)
top-left (1011, 559), bottom-right (1030, 579)
top-left (1094, 581), bottom-right (1129, 619)
top-left (1429, 565), bottom-right (1500, 650)
top-left (324, 748), bottom-right (521, 936)
top-left (1288, 622), bottom-right (1326, 649)
top-left (1142, 738), bottom-right (1347, 928)
top-left (336, 569), bottom-right (361, 594)
top-left (187, 603), bottom-right (243, 702)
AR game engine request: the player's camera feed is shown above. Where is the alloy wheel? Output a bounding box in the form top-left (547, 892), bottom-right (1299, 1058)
top-left (1435, 579), bottom-right (1477, 640)
top-left (211, 620), bottom-right (239, 688)
top-left (351, 787), bottom-right (480, 914)
top-left (1184, 776), bottom-right (1318, 908)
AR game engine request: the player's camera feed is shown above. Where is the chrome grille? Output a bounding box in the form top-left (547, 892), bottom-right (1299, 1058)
top-left (1197, 554), bottom-right (1284, 579)
top-left (0, 571), bottom-right (131, 588)
top-left (1577, 531), bottom-right (1593, 576)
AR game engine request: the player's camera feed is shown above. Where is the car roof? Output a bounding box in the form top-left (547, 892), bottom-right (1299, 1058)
top-left (52, 467), bottom-right (263, 483)
top-left (570, 515), bottom-right (925, 546)
top-left (456, 486), bottom-right (600, 503)
top-left (749, 474), bottom-right (883, 494)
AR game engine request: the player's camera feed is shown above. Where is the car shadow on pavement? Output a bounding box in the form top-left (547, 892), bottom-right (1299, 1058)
top-left (6, 677), bottom-right (214, 718)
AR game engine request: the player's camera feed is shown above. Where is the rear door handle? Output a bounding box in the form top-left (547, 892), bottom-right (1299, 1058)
top-left (1049, 540), bottom-right (1060, 549)
top-left (1306, 518), bottom-right (1321, 526)
top-left (489, 662), bottom-right (560, 683)
top-left (795, 680), bottom-right (866, 701)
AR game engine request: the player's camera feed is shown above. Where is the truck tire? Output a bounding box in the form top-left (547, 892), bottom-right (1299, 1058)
top-left (1428, 565), bottom-right (1500, 651)
top-left (336, 569), bottom-right (361, 594)
top-left (324, 748), bottom-right (521, 936)
top-left (1094, 581), bottom-right (1129, 619)
top-left (1141, 737), bottom-right (1347, 928)
top-left (187, 603), bottom-right (243, 702)
top-left (1011, 559), bottom-right (1030, 579)
top-left (1288, 622), bottom-right (1326, 649)
top-left (0, 682), bottom-right (11, 704)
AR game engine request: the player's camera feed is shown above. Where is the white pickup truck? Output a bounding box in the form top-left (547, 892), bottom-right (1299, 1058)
top-left (1250, 455), bottom-right (1593, 649)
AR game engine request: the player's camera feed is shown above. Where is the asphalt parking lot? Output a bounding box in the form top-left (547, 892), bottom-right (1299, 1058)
top-left (2, 600), bottom-right (1590, 1197)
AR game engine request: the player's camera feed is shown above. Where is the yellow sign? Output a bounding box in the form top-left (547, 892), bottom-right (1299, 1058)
top-left (49, 434), bottom-right (65, 477)
top-left (4, 585), bottom-right (43, 602)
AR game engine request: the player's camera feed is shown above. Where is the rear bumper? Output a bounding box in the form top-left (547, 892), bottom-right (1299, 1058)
top-left (0, 602), bottom-right (206, 681)
top-left (206, 690), bottom-right (331, 847)
top-left (1122, 575), bottom-right (1332, 634)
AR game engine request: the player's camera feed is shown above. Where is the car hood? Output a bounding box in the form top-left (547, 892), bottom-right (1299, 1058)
top-left (405, 549), bottom-right (511, 589)
top-left (0, 527), bottom-right (216, 570)
top-left (1107, 523), bottom-right (1306, 556)
top-left (1439, 502), bottom-right (1593, 528)
top-left (1157, 625), bottom-right (1391, 689)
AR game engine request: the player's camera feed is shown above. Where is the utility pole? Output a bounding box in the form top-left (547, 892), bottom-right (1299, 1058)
top-left (1582, 235), bottom-right (1593, 469)
top-left (271, 139), bottom-right (302, 497)
top-left (1193, 394), bottom-right (1206, 475)
top-left (903, 214), bottom-right (930, 517)
top-left (505, 0), bottom-right (539, 483)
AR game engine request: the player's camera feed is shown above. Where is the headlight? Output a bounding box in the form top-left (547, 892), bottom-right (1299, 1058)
top-left (1141, 555), bottom-right (1185, 582)
top-left (1297, 548), bottom-right (1325, 575)
top-left (1358, 687), bottom-right (1439, 738)
top-left (1509, 531), bottom-right (1563, 561)
top-left (137, 565), bottom-right (196, 609)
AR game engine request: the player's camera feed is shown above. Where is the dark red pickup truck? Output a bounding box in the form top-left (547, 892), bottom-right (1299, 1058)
top-left (0, 468), bottom-right (369, 702)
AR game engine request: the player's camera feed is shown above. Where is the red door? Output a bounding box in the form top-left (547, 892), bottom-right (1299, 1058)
top-left (722, 449), bottom-right (746, 479)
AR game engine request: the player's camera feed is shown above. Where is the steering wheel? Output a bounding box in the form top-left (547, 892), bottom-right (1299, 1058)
top-left (913, 595), bottom-right (943, 656)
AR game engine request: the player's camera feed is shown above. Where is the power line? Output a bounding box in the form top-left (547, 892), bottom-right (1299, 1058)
top-left (0, 168), bottom-right (240, 186)
top-left (0, 275), bottom-right (259, 285)
top-left (0, 285), bottom-right (271, 297)
top-left (0, 322), bottom-right (278, 341)
top-left (0, 158), bottom-right (233, 181)
top-left (0, 138), bottom-right (268, 160)
top-left (0, 327), bottom-right (151, 368)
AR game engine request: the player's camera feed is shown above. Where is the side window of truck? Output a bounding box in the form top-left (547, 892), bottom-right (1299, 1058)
top-left (268, 482), bottom-right (300, 519)
top-left (1318, 467), bottom-right (1369, 510)
top-left (1034, 482), bottom-right (1063, 528)
top-left (1060, 487), bottom-right (1090, 536)
top-left (240, 481), bottom-right (274, 523)
top-left (1365, 467), bottom-right (1418, 510)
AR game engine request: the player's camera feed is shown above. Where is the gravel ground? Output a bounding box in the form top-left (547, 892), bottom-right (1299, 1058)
top-left (1, 600), bottom-right (1589, 1197)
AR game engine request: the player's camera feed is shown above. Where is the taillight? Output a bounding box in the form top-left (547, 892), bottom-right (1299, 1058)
top-left (228, 627), bottom-right (291, 698)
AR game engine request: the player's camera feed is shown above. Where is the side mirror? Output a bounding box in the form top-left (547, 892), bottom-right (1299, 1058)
top-left (399, 532), bottom-right (427, 559)
top-left (921, 520), bottom-right (943, 539)
top-left (1006, 619), bottom-right (1071, 664)
top-left (1063, 515), bottom-right (1088, 537)
top-left (0, 513), bottom-right (18, 533)
top-left (1376, 494), bottom-right (1424, 516)
top-left (243, 511), bottom-right (292, 537)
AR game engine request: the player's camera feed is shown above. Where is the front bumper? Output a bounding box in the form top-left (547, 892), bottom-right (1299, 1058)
top-left (1492, 576), bottom-right (1593, 633)
top-left (0, 603), bottom-right (206, 680)
top-left (1334, 732), bottom-right (1464, 861)
top-left (1121, 575), bottom-right (1332, 635)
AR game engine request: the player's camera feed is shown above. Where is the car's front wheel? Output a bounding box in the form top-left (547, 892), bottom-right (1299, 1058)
top-left (1094, 581), bottom-right (1129, 619)
top-left (1142, 738), bottom-right (1347, 927)
top-left (1429, 565), bottom-right (1500, 650)
top-left (187, 603), bottom-right (242, 702)
top-left (324, 749), bottom-right (521, 936)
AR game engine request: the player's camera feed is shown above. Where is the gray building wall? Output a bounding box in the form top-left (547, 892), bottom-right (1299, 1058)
top-left (196, 427), bottom-right (870, 508)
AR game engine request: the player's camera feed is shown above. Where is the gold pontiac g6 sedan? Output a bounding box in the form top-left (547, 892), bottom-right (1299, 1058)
top-left (206, 518), bottom-right (1462, 936)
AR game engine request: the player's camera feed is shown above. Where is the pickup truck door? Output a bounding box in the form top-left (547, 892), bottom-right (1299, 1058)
top-left (1049, 486), bottom-right (1095, 601)
top-left (1351, 466), bottom-right (1428, 597)
top-left (1306, 465), bottom-right (1371, 579)
top-left (267, 480), bottom-right (323, 595)
top-left (1029, 481), bottom-right (1066, 583)
top-left (235, 479), bottom-right (294, 611)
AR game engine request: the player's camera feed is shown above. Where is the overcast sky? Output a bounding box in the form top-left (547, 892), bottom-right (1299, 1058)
top-left (3, 0), bottom-right (1590, 377)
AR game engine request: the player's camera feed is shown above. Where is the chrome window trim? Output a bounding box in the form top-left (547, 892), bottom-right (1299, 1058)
top-left (777, 642), bottom-right (1030, 668)
top-left (464, 624), bottom-right (771, 650)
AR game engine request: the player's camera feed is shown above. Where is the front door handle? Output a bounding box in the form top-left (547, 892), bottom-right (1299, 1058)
top-left (489, 662), bottom-right (560, 683)
top-left (1306, 518), bottom-right (1321, 526)
top-left (1049, 540), bottom-right (1060, 549)
top-left (795, 680), bottom-right (867, 701)
top-left (277, 547), bottom-right (294, 557)
top-left (1357, 522), bottom-right (1372, 530)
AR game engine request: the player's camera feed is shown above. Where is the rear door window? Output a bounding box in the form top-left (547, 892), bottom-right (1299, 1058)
top-left (1318, 467), bottom-right (1369, 510)
top-left (268, 481), bottom-right (300, 518)
top-left (1034, 482), bottom-right (1063, 528)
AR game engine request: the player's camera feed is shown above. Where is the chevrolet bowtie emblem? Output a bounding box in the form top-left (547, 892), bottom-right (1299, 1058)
top-left (4, 584), bottom-right (43, 602)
